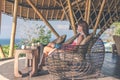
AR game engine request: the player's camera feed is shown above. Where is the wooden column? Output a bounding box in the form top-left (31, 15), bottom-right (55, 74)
top-left (0, 0), bottom-right (2, 32)
top-left (9, 0), bottom-right (18, 57)
top-left (26, 0), bottom-right (59, 37)
top-left (0, 1), bottom-right (5, 58)
top-left (84, 0), bottom-right (91, 24)
top-left (67, 0), bottom-right (77, 35)
top-left (93, 0), bottom-right (106, 35)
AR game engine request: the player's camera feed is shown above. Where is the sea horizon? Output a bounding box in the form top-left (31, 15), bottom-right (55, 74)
top-left (0, 38), bottom-right (21, 45)
top-left (0, 38), bottom-right (56, 46)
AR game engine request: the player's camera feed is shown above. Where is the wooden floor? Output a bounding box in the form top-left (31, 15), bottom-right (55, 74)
top-left (102, 53), bottom-right (120, 79)
top-left (0, 53), bottom-right (120, 80)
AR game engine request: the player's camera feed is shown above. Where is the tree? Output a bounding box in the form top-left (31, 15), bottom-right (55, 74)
top-left (0, 45), bottom-right (5, 58)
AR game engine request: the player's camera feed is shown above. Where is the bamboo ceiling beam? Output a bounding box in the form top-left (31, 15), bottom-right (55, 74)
top-left (33, 0), bottom-right (38, 19)
top-left (46, 0), bottom-right (50, 19)
top-left (61, 11), bottom-right (65, 20)
top-left (51, 0), bottom-right (56, 19)
top-left (84, 0), bottom-right (91, 24)
top-left (9, 0), bottom-right (18, 57)
top-left (67, 0), bottom-right (77, 35)
top-left (56, 10), bottom-right (59, 20)
top-left (76, 0), bottom-right (84, 21)
top-left (41, 0), bottom-right (45, 14)
top-left (84, 0), bottom-right (89, 21)
top-left (27, 8), bottom-right (30, 18)
top-left (59, 0), bottom-right (71, 22)
top-left (19, 0), bottom-right (23, 17)
top-left (26, 0), bottom-right (59, 37)
top-left (93, 0), bottom-right (106, 35)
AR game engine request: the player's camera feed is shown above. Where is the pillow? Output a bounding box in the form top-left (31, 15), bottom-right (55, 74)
top-left (55, 34), bottom-right (67, 44)
top-left (51, 34), bottom-right (67, 44)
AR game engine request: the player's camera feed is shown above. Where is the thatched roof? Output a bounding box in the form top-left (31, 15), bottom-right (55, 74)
top-left (1, 0), bottom-right (119, 20)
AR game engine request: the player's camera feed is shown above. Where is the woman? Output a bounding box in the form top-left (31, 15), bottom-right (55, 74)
top-left (43, 20), bottom-right (89, 56)
top-left (71, 20), bottom-right (89, 45)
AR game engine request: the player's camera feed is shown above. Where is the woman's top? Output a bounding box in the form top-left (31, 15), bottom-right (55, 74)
top-left (71, 32), bottom-right (86, 45)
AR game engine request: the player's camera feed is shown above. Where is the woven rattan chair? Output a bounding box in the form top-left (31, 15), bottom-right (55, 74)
top-left (45, 37), bottom-right (105, 80)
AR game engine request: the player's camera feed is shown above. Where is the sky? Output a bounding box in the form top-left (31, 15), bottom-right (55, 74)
top-left (1, 13), bottom-right (118, 42)
top-left (0, 14), bottom-right (74, 40)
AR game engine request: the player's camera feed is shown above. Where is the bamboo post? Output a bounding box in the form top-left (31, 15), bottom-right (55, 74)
top-left (0, 1), bottom-right (5, 58)
top-left (84, 0), bottom-right (91, 24)
top-left (0, 0), bottom-right (2, 32)
top-left (26, 0), bottom-right (59, 38)
top-left (93, 0), bottom-right (106, 35)
top-left (67, 0), bottom-right (77, 35)
top-left (9, 0), bottom-right (18, 57)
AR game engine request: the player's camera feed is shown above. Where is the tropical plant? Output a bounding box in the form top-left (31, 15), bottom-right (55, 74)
top-left (20, 24), bottom-right (51, 45)
top-left (112, 22), bottom-right (120, 36)
top-left (2, 45), bottom-right (18, 58)
top-left (32, 25), bottom-right (51, 45)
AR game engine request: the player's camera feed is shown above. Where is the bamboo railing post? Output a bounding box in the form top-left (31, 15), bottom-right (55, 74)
top-left (93, 0), bottom-right (106, 35)
top-left (9, 0), bottom-right (18, 57)
top-left (26, 0), bottom-right (59, 38)
top-left (67, 0), bottom-right (77, 35)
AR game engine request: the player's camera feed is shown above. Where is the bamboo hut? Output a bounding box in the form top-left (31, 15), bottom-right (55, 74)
top-left (0, 0), bottom-right (120, 58)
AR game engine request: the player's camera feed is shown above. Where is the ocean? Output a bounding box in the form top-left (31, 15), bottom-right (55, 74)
top-left (0, 39), bottom-right (21, 45)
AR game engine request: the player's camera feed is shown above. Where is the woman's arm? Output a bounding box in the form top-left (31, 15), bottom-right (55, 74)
top-left (76, 35), bottom-right (84, 45)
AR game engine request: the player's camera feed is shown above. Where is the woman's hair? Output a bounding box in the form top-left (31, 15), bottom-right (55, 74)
top-left (77, 20), bottom-right (89, 36)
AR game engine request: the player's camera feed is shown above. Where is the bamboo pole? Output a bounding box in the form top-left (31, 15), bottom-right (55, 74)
top-left (67, 0), bottom-right (77, 35)
top-left (26, 0), bottom-right (59, 38)
top-left (0, 0), bottom-right (5, 58)
top-left (9, 0), bottom-right (18, 57)
top-left (0, 0), bottom-right (2, 32)
top-left (59, 0), bottom-right (71, 24)
top-left (84, 0), bottom-right (91, 24)
top-left (93, 0), bottom-right (106, 35)
top-left (84, 0), bottom-right (89, 21)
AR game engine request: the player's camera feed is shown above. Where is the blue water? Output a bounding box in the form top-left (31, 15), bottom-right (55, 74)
top-left (0, 39), bottom-right (21, 45)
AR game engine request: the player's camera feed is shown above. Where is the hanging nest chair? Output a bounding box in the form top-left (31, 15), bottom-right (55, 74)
top-left (45, 34), bottom-right (105, 80)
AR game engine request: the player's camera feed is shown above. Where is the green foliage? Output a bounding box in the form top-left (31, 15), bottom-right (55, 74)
top-left (2, 45), bottom-right (18, 57)
top-left (20, 25), bottom-right (51, 45)
top-left (32, 25), bottom-right (51, 45)
top-left (114, 27), bottom-right (120, 36)
top-left (112, 22), bottom-right (120, 36)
